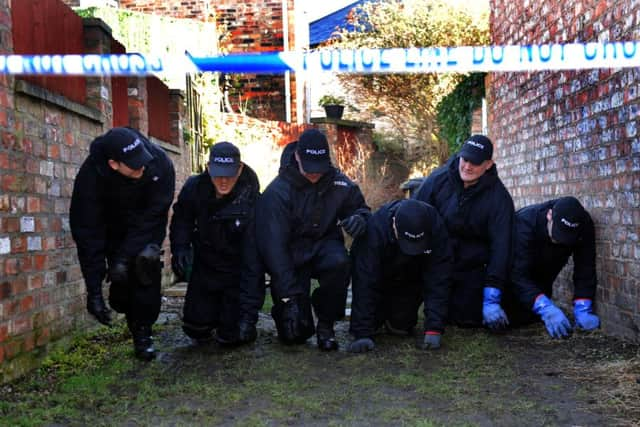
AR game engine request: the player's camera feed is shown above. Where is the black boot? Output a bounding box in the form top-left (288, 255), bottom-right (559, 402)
top-left (128, 321), bottom-right (156, 361)
top-left (316, 320), bottom-right (338, 351)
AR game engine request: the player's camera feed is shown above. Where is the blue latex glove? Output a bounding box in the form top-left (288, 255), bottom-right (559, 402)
top-left (482, 287), bottom-right (509, 330)
top-left (533, 294), bottom-right (572, 338)
top-left (574, 299), bottom-right (600, 330)
top-left (419, 332), bottom-right (441, 350)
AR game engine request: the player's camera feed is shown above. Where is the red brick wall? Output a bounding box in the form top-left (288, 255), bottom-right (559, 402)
top-left (0, 3), bottom-right (192, 382)
top-left (490, 0), bottom-right (640, 340)
top-left (118, 0), bottom-right (300, 123)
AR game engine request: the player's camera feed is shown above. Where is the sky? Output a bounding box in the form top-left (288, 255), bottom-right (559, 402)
top-left (302, 0), bottom-right (359, 22)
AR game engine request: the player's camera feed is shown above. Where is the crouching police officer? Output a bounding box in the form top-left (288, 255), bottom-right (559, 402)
top-left (506, 196), bottom-right (600, 338)
top-left (413, 134), bottom-right (514, 331)
top-left (256, 129), bottom-right (370, 351)
top-left (70, 127), bottom-right (175, 361)
top-left (170, 142), bottom-right (263, 346)
top-left (348, 199), bottom-right (452, 353)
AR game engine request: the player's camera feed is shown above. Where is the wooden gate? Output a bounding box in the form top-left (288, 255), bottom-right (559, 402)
top-left (186, 75), bottom-right (206, 174)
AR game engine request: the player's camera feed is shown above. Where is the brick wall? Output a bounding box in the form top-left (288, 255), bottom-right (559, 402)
top-left (490, 0), bottom-right (640, 340)
top-left (117, 0), bottom-right (301, 123)
top-left (0, 2), bottom-right (192, 382)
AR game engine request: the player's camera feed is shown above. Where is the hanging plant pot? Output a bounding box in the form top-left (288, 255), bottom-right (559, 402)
top-left (323, 104), bottom-right (344, 119)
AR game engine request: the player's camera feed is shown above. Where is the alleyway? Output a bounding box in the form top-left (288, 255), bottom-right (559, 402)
top-left (1, 301), bottom-right (638, 427)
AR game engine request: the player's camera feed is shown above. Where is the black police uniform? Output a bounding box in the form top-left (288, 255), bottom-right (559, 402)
top-left (169, 165), bottom-right (262, 343)
top-left (349, 200), bottom-right (453, 339)
top-left (505, 199), bottom-right (597, 324)
top-left (70, 129), bottom-right (175, 335)
top-left (256, 142), bottom-right (370, 333)
top-left (413, 155), bottom-right (514, 326)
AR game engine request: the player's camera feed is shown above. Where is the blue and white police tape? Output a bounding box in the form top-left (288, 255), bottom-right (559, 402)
top-left (2, 42), bottom-right (639, 76)
top-left (0, 53), bottom-right (197, 76)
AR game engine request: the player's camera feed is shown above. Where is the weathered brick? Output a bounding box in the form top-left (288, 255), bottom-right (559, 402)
top-left (4, 257), bottom-right (18, 275)
top-left (28, 273), bottom-right (44, 291)
top-left (0, 323), bottom-right (7, 343)
top-left (36, 327), bottom-right (50, 346)
top-left (19, 295), bottom-right (34, 313)
top-left (10, 314), bottom-right (31, 336)
top-left (33, 254), bottom-right (47, 271)
top-left (491, 0), bottom-right (640, 341)
top-left (3, 339), bottom-right (21, 359)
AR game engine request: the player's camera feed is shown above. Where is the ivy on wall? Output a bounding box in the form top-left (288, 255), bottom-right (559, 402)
top-left (435, 72), bottom-right (486, 155)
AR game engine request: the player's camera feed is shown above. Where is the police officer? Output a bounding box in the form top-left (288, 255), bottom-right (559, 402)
top-left (70, 127), bottom-right (175, 361)
top-left (256, 129), bottom-right (370, 351)
top-left (413, 134), bottom-right (514, 330)
top-left (507, 196), bottom-right (600, 338)
top-left (170, 142), bottom-right (263, 346)
top-left (348, 199), bottom-right (452, 353)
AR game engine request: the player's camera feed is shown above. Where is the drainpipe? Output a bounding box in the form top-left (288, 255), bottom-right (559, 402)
top-left (283, 0), bottom-right (292, 123)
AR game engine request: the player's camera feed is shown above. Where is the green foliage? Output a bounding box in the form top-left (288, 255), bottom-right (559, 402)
top-left (372, 131), bottom-right (404, 155)
top-left (436, 72), bottom-right (486, 154)
top-left (332, 0), bottom-right (489, 164)
top-left (318, 94), bottom-right (346, 106)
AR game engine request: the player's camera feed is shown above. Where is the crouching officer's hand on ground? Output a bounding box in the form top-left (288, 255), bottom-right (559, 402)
top-left (482, 287), bottom-right (509, 330)
top-left (271, 296), bottom-right (315, 344)
top-left (108, 258), bottom-right (129, 284)
top-left (348, 337), bottom-right (375, 353)
top-left (86, 281), bottom-right (112, 327)
top-left (171, 249), bottom-right (193, 282)
top-left (339, 214), bottom-right (366, 239)
top-left (573, 299), bottom-right (600, 331)
top-left (533, 294), bottom-right (572, 339)
top-left (237, 319), bottom-right (258, 343)
top-left (419, 332), bottom-right (441, 350)
top-left (136, 243), bottom-right (162, 286)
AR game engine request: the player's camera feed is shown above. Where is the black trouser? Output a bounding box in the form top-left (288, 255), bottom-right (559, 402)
top-left (502, 287), bottom-right (539, 327)
top-left (298, 240), bottom-right (350, 323)
top-left (448, 268), bottom-right (485, 327)
top-left (376, 278), bottom-right (423, 332)
top-left (108, 259), bottom-right (162, 328)
top-left (182, 261), bottom-right (240, 342)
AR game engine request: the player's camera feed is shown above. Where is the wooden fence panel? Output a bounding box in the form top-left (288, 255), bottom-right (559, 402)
top-left (147, 76), bottom-right (171, 143)
top-left (12, 0), bottom-right (86, 104)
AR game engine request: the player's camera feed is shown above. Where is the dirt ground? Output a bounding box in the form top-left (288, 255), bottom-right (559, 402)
top-left (1, 308), bottom-right (639, 427)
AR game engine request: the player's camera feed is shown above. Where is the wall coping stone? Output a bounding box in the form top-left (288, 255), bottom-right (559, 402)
top-left (311, 117), bottom-right (375, 129)
top-left (15, 80), bottom-right (103, 123)
top-left (151, 136), bottom-right (182, 155)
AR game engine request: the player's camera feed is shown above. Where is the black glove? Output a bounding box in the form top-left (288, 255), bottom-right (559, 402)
top-left (271, 296), bottom-right (315, 344)
top-left (108, 260), bottom-right (129, 284)
top-left (237, 320), bottom-right (258, 343)
top-left (171, 249), bottom-right (193, 281)
top-left (86, 285), bottom-right (112, 326)
top-left (348, 337), bottom-right (375, 353)
top-left (339, 215), bottom-right (366, 239)
top-left (136, 243), bottom-right (162, 286)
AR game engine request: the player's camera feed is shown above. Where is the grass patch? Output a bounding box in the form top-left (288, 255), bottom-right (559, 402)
top-left (1, 320), bottom-right (638, 426)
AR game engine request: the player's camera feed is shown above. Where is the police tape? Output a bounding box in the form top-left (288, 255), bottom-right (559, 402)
top-left (1, 42), bottom-right (639, 76)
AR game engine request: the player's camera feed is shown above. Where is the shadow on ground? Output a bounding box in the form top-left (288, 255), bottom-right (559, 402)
top-left (1, 312), bottom-right (639, 427)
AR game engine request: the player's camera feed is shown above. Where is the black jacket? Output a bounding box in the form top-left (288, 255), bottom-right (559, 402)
top-left (70, 131), bottom-right (175, 288)
top-left (510, 199), bottom-right (597, 309)
top-left (256, 142), bottom-right (371, 298)
top-left (169, 164), bottom-right (264, 322)
top-left (413, 155), bottom-right (514, 289)
top-left (349, 200), bottom-right (452, 337)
